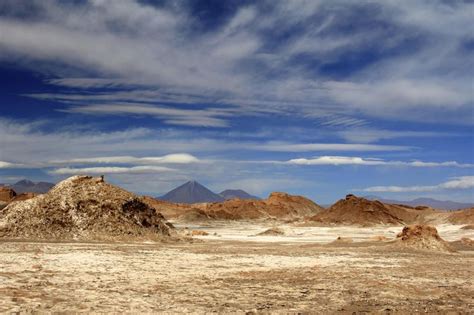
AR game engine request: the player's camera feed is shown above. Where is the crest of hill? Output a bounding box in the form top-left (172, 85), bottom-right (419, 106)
top-left (187, 192), bottom-right (324, 221)
top-left (310, 194), bottom-right (435, 226)
top-left (0, 175), bottom-right (173, 241)
top-left (219, 189), bottom-right (260, 200)
top-left (160, 180), bottom-right (224, 204)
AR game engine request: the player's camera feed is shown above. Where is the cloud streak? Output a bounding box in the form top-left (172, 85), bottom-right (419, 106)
top-left (287, 156), bottom-right (473, 168)
top-left (361, 176), bottom-right (474, 193)
top-left (50, 154), bottom-right (200, 165)
top-left (50, 165), bottom-right (176, 175)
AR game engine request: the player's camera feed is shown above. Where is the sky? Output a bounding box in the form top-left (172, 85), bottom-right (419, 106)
top-left (0, 0), bottom-right (473, 203)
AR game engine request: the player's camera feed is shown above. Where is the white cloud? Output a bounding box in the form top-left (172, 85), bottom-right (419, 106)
top-left (50, 165), bottom-right (175, 175)
top-left (50, 153), bottom-right (200, 165)
top-left (260, 143), bottom-right (410, 152)
top-left (362, 176), bottom-right (474, 193)
top-left (287, 156), bottom-right (473, 168)
top-left (0, 161), bottom-right (16, 168)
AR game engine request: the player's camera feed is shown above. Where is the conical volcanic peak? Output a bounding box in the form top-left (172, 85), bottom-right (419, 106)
top-left (160, 180), bottom-right (224, 203)
top-left (0, 175), bottom-right (173, 241)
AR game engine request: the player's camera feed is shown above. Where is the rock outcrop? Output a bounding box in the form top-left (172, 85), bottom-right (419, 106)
top-left (256, 227), bottom-right (285, 236)
top-left (395, 225), bottom-right (454, 252)
top-left (309, 194), bottom-right (432, 226)
top-left (192, 192), bottom-right (324, 221)
top-left (0, 187), bottom-right (16, 202)
top-left (145, 192), bottom-right (323, 221)
top-left (0, 175), bottom-right (173, 241)
top-left (447, 208), bottom-right (474, 225)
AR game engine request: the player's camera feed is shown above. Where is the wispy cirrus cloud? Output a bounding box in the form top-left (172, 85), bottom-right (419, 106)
top-left (0, 0), bottom-right (472, 125)
top-left (61, 104), bottom-right (233, 127)
top-left (361, 176), bottom-right (474, 193)
top-left (259, 143), bottom-right (410, 152)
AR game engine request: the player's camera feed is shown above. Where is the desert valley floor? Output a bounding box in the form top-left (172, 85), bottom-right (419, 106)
top-left (1, 222), bottom-right (473, 314)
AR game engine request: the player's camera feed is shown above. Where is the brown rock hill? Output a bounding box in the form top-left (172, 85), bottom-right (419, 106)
top-left (10, 192), bottom-right (38, 202)
top-left (193, 192), bottom-right (324, 221)
top-left (395, 225), bottom-right (454, 252)
top-left (310, 194), bottom-right (433, 226)
top-left (447, 207), bottom-right (474, 225)
top-left (0, 187), bottom-right (16, 202)
top-left (144, 192), bottom-right (324, 221)
top-left (0, 176), bottom-right (173, 241)
top-left (141, 196), bottom-right (197, 219)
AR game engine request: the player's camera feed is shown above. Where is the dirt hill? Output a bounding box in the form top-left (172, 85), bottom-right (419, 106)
top-left (144, 192), bottom-right (323, 221)
top-left (0, 187), bottom-right (16, 202)
top-left (184, 192), bottom-right (324, 221)
top-left (395, 225), bottom-right (454, 252)
top-left (309, 194), bottom-right (434, 226)
top-left (0, 176), bottom-right (173, 241)
top-left (447, 208), bottom-right (474, 225)
top-left (9, 192), bottom-right (38, 202)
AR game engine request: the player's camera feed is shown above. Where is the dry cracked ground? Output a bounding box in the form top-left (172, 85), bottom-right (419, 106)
top-left (0, 224), bottom-right (473, 313)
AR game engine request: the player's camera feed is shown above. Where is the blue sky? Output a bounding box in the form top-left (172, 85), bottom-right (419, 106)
top-left (0, 0), bottom-right (473, 203)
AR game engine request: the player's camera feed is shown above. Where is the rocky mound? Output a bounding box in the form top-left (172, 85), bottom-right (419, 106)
top-left (0, 187), bottom-right (16, 202)
top-left (192, 192), bottom-right (324, 221)
top-left (447, 208), bottom-right (474, 225)
top-left (309, 194), bottom-right (430, 226)
top-left (10, 192), bottom-right (37, 202)
top-left (0, 176), bottom-right (173, 241)
top-left (395, 225), bottom-right (454, 252)
top-left (256, 227), bottom-right (285, 236)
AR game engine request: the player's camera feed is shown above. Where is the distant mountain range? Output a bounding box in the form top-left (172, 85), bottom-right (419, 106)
top-left (8, 180), bottom-right (55, 194)
top-left (364, 195), bottom-right (474, 211)
top-left (219, 189), bottom-right (259, 200)
top-left (160, 181), bottom-right (259, 204)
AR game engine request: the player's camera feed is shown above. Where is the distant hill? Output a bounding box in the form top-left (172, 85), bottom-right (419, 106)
top-left (9, 179), bottom-right (54, 194)
top-left (365, 195), bottom-right (474, 211)
top-left (310, 194), bottom-right (434, 226)
top-left (160, 181), bottom-right (225, 204)
top-left (219, 189), bottom-right (259, 200)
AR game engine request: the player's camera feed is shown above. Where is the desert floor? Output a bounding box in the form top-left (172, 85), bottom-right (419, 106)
top-left (1, 223), bottom-right (473, 313)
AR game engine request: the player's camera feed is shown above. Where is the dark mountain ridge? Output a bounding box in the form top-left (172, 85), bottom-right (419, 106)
top-left (8, 179), bottom-right (54, 194)
top-left (219, 189), bottom-right (259, 200)
top-left (364, 195), bottom-right (474, 211)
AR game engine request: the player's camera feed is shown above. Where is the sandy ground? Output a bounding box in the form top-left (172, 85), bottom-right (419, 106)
top-left (176, 221), bottom-right (474, 243)
top-left (0, 224), bottom-right (473, 313)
